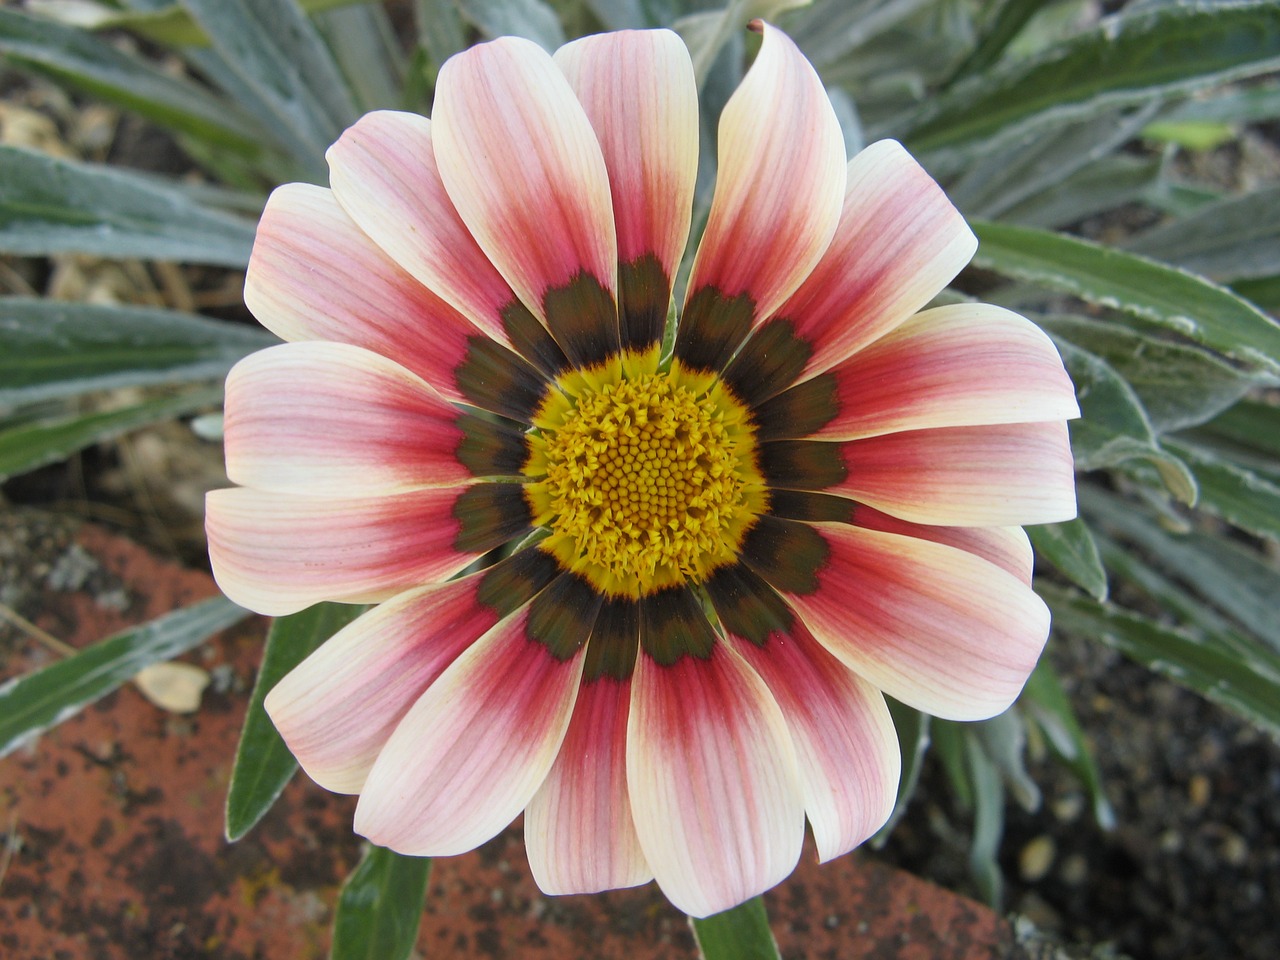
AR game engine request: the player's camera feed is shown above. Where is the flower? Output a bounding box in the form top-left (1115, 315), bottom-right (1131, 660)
top-left (207, 22), bottom-right (1078, 918)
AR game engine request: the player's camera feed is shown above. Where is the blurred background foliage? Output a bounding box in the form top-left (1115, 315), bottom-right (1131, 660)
top-left (1, 0), bottom-right (1278, 956)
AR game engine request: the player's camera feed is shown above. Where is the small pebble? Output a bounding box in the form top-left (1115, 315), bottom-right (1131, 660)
top-left (1052, 793), bottom-right (1085, 823)
top-left (1189, 773), bottom-right (1211, 809)
top-left (1221, 831), bottom-right (1248, 867)
top-left (1019, 836), bottom-right (1056, 882)
top-left (1060, 854), bottom-right (1089, 887)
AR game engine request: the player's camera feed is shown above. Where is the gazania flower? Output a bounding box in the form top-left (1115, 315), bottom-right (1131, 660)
top-left (207, 22), bottom-right (1077, 917)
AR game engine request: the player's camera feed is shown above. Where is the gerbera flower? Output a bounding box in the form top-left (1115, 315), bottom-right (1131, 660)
top-left (207, 22), bottom-right (1078, 917)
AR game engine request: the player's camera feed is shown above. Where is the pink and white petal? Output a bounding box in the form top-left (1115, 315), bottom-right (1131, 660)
top-left (813, 304), bottom-right (1080, 440)
top-left (627, 643), bottom-right (804, 918)
top-left (685, 22), bottom-right (845, 324)
top-left (353, 611), bottom-right (586, 856)
top-left (433, 38), bottom-right (617, 328)
top-left (783, 524), bottom-right (1049, 721)
top-left (244, 182), bottom-right (486, 401)
top-left (851, 505), bottom-right (1034, 585)
top-left (775, 139), bottom-right (977, 380)
top-left (525, 678), bottom-right (652, 894)
top-left (555, 29), bottom-right (697, 283)
top-left (325, 111), bottom-right (516, 344)
top-left (224, 342), bottom-right (469, 497)
top-left (206, 486), bottom-right (483, 616)
top-left (265, 578), bottom-right (501, 793)
top-left (727, 621), bottom-right (899, 862)
top-left (833, 420), bottom-right (1077, 526)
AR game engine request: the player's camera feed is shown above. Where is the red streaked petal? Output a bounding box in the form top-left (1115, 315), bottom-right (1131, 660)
top-left (782, 523), bottom-right (1049, 721)
top-left (206, 486), bottom-right (480, 616)
top-left (627, 643), bottom-right (804, 918)
top-left (852, 505), bottom-right (1034, 585)
top-left (555, 28), bottom-right (697, 285)
top-left (264, 579), bottom-right (499, 793)
top-left (684, 21), bottom-right (845, 324)
top-left (811, 303), bottom-right (1080, 440)
top-left (223, 342), bottom-right (469, 497)
top-left (834, 420), bottom-right (1077, 526)
top-left (525, 678), bottom-right (652, 894)
top-left (777, 139), bottom-right (976, 381)
top-left (726, 619), bottom-right (899, 863)
top-left (325, 111), bottom-right (516, 344)
top-left (243, 182), bottom-right (483, 401)
top-left (433, 38), bottom-right (617, 336)
top-left (353, 611), bottom-right (585, 856)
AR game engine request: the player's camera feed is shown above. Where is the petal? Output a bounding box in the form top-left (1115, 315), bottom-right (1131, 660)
top-left (525, 677), bottom-right (653, 895)
top-left (676, 22), bottom-right (846, 372)
top-left (753, 139), bottom-right (976, 386)
top-left (224, 342), bottom-right (471, 496)
top-left (555, 29), bottom-right (697, 349)
top-left (325, 111), bottom-right (518, 347)
top-left (353, 610), bottom-right (586, 856)
top-left (206, 485), bottom-right (527, 616)
top-left (243, 182), bottom-right (487, 403)
top-left (772, 523), bottom-right (1050, 721)
top-left (434, 37), bottom-right (620, 366)
top-left (835, 420), bottom-right (1077, 526)
top-left (758, 303), bottom-right (1080, 441)
top-left (627, 642), bottom-right (804, 918)
top-left (851, 505), bottom-right (1034, 586)
top-left (264, 579), bottom-right (501, 793)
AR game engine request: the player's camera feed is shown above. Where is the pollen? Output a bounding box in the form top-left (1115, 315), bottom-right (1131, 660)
top-left (524, 353), bottom-right (765, 598)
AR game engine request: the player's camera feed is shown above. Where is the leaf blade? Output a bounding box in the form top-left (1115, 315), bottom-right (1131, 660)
top-left (691, 897), bottom-right (781, 960)
top-left (331, 845), bottom-right (432, 960)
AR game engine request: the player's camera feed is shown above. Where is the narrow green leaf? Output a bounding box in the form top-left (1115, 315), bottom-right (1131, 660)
top-left (1028, 518), bottom-right (1108, 601)
top-left (947, 0), bottom-right (1045, 82)
top-left (691, 897), bottom-right (780, 960)
top-left (315, 3), bottom-right (403, 113)
top-left (1164, 437), bottom-right (1280, 543)
top-left (963, 728), bottom-right (1005, 909)
top-left (1231, 274), bottom-right (1280, 311)
top-left (1187, 399), bottom-right (1280, 479)
top-left (1155, 80), bottom-right (1280, 126)
top-left (226, 602), bottom-right (365, 842)
top-left (0, 596), bottom-right (248, 758)
top-left (182, 0), bottom-right (359, 168)
top-left (0, 299), bottom-right (274, 407)
top-left (1001, 154), bottom-right (1163, 229)
top-left (456, 0), bottom-right (564, 51)
top-left (974, 220), bottom-right (1280, 376)
top-left (0, 7), bottom-right (262, 151)
top-left (903, 2), bottom-right (1280, 156)
top-left (1043, 583), bottom-right (1280, 738)
top-left (413, 0), bottom-right (468, 78)
top-left (871, 698), bottom-right (930, 846)
top-left (331, 845), bottom-right (432, 960)
top-left (0, 386), bottom-right (222, 481)
top-left (0, 146), bottom-right (256, 266)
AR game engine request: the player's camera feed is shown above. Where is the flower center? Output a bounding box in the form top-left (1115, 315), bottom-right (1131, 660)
top-left (524, 352), bottom-right (765, 598)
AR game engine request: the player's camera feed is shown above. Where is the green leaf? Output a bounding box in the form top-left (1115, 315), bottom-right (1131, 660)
top-left (181, 0), bottom-right (359, 170)
top-left (0, 299), bottom-right (275, 407)
top-left (1001, 154), bottom-right (1163, 229)
top-left (413, 0), bottom-right (468, 79)
top-left (902, 2), bottom-right (1280, 158)
top-left (0, 596), bottom-right (248, 758)
top-left (947, 0), bottom-right (1046, 82)
top-left (226, 602), bottom-right (365, 842)
top-left (0, 7), bottom-right (262, 152)
top-left (871, 698), bottom-right (930, 846)
top-left (1187, 399), bottom-right (1280, 479)
top-left (0, 146), bottom-right (256, 266)
top-left (1027, 518), bottom-right (1108, 601)
top-left (456, 0), bottom-right (565, 51)
top-left (1141, 118), bottom-right (1236, 150)
top-left (963, 727), bottom-right (1005, 909)
top-left (331, 845), bottom-right (432, 960)
top-left (1164, 437), bottom-right (1280, 543)
top-left (973, 220), bottom-right (1280, 376)
top-left (1043, 583), bottom-right (1280, 738)
top-left (690, 897), bottom-right (780, 960)
top-left (0, 386), bottom-right (222, 482)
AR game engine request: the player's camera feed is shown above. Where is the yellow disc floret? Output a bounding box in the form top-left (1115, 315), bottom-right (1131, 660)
top-left (524, 350), bottom-right (766, 598)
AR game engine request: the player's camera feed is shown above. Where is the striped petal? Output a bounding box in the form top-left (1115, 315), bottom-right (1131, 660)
top-left (761, 522), bottom-right (1049, 721)
top-left (206, 485), bottom-right (521, 616)
top-left (835, 420), bottom-right (1077, 526)
top-left (434, 37), bottom-right (620, 366)
top-left (353, 610), bottom-right (586, 856)
top-left (243, 183), bottom-right (486, 403)
top-left (763, 139), bottom-right (976, 384)
top-left (759, 303), bottom-right (1079, 441)
top-left (676, 21), bottom-right (846, 373)
top-left (525, 677), bottom-right (652, 894)
top-left (555, 29), bottom-right (697, 350)
top-left (325, 111), bottom-right (517, 346)
top-left (725, 616), bottom-right (899, 863)
top-left (264, 579), bottom-right (500, 793)
top-left (627, 642), bottom-right (804, 918)
top-left (223, 342), bottom-right (470, 497)
top-left (851, 505), bottom-right (1034, 585)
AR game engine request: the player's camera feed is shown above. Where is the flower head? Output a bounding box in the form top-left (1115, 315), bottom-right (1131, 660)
top-left (208, 22), bottom-right (1078, 917)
